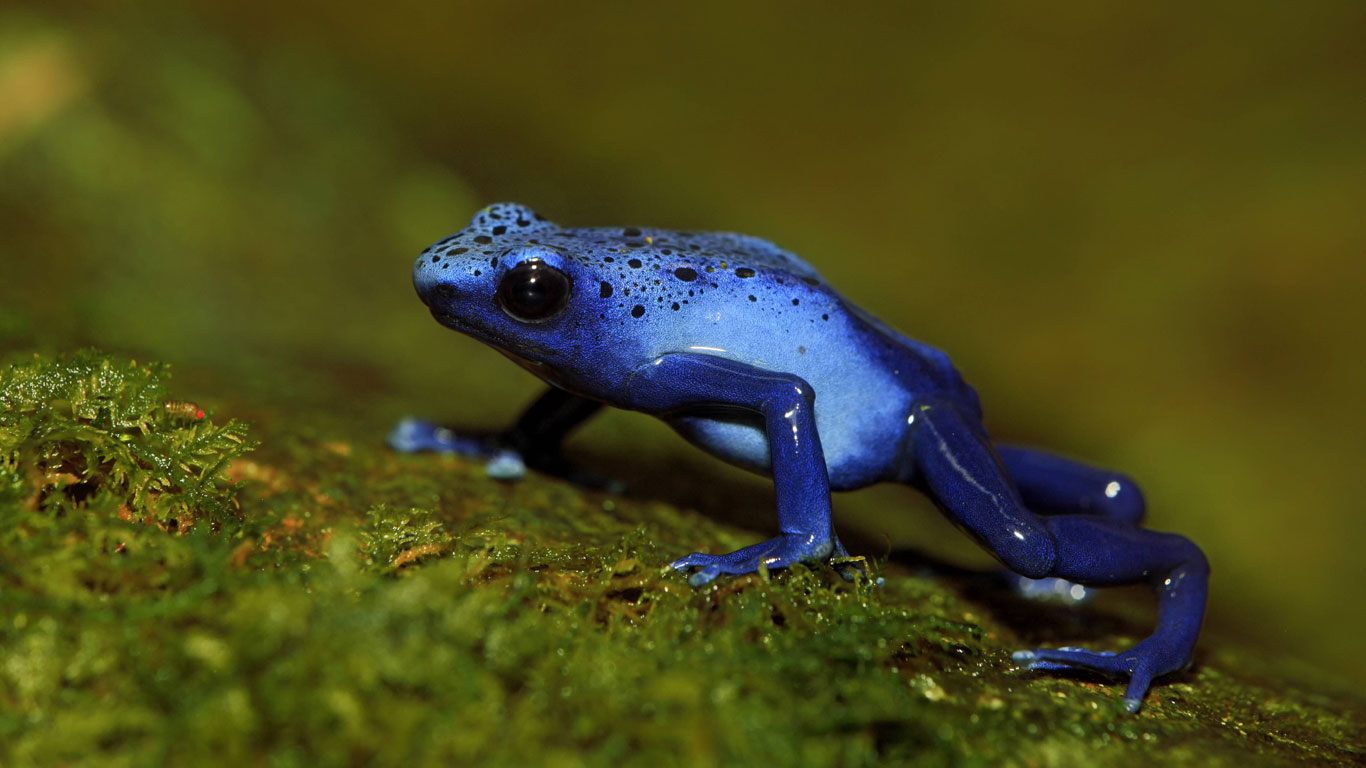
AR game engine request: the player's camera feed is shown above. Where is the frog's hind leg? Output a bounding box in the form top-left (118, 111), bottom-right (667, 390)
top-left (1012, 517), bottom-right (1208, 712)
top-left (909, 401), bottom-right (1208, 712)
top-left (390, 388), bottom-right (619, 490)
top-left (995, 446), bottom-right (1147, 601)
top-left (996, 446), bottom-right (1146, 526)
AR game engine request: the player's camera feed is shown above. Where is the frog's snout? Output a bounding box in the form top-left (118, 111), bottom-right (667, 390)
top-left (412, 269), bottom-right (474, 336)
top-left (412, 252), bottom-right (464, 311)
top-left (420, 282), bottom-right (459, 314)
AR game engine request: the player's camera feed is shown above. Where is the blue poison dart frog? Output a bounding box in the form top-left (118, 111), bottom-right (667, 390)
top-left (391, 202), bottom-right (1208, 712)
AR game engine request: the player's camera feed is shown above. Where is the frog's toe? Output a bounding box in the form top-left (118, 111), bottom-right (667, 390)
top-left (484, 449), bottom-right (528, 480)
top-left (667, 554), bottom-right (731, 587)
top-left (1014, 647), bottom-right (1126, 674)
top-left (669, 551), bottom-right (721, 570)
top-left (687, 564), bottom-right (724, 587)
top-left (388, 418), bottom-right (439, 453)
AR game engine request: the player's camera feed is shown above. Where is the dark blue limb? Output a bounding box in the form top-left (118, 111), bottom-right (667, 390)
top-left (996, 445), bottom-right (1146, 525)
top-left (994, 445), bottom-right (1148, 601)
top-left (908, 402), bottom-right (1057, 578)
top-left (909, 401), bottom-right (1208, 711)
top-left (389, 388), bottom-right (617, 490)
top-left (1014, 517), bottom-right (1208, 712)
top-left (625, 354), bottom-right (839, 586)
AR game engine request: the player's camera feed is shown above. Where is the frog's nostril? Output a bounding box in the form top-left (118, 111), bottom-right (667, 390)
top-left (435, 282), bottom-right (456, 300)
top-left (413, 264), bottom-right (443, 304)
top-left (424, 282), bottom-right (460, 310)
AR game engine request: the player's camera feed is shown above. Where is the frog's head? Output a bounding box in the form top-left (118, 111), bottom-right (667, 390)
top-left (412, 203), bottom-right (594, 372)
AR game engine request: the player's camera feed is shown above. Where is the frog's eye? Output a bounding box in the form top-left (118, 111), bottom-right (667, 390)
top-left (497, 260), bottom-right (572, 322)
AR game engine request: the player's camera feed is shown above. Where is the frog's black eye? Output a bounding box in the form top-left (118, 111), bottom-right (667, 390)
top-left (497, 260), bottom-right (572, 322)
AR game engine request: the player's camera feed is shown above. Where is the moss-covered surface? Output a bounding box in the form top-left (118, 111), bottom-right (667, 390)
top-left (1, 350), bottom-right (1361, 767)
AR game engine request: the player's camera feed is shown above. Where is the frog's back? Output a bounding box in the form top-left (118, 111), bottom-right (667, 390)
top-left (543, 224), bottom-right (825, 291)
top-left (536, 223), bottom-right (950, 487)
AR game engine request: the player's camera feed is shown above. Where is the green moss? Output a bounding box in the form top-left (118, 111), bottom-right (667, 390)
top-left (1, 351), bottom-right (1362, 767)
top-left (0, 350), bottom-right (252, 525)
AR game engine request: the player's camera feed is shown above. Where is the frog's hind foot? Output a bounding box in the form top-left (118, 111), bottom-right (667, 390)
top-left (1010, 517), bottom-right (1208, 713)
top-left (1014, 638), bottom-right (1189, 713)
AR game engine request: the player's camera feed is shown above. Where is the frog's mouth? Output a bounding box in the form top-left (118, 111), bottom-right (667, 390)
top-left (429, 309), bottom-right (501, 348)
top-left (430, 309), bottom-right (479, 334)
top-left (430, 309), bottom-right (560, 365)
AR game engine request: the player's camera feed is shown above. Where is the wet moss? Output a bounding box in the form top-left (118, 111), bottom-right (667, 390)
top-left (0, 350), bottom-right (1361, 767)
top-left (0, 350), bottom-right (253, 527)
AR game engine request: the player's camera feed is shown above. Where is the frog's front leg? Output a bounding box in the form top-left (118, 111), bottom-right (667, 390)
top-left (625, 353), bottom-right (843, 587)
top-left (909, 401), bottom-right (1208, 712)
top-left (390, 387), bottom-right (616, 490)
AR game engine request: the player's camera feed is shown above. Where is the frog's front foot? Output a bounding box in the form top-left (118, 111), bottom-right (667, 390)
top-left (388, 418), bottom-right (622, 492)
top-left (671, 535), bottom-right (836, 587)
top-left (1013, 637), bottom-right (1191, 713)
top-left (390, 417), bottom-right (498, 458)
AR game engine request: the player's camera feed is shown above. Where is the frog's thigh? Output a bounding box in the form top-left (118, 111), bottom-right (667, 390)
top-left (908, 401), bottom-right (1056, 578)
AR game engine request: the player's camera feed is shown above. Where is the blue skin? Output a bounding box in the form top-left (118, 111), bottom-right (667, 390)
top-left (395, 203), bottom-right (1208, 712)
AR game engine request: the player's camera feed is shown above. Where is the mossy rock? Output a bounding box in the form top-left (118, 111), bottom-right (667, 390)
top-left (0, 351), bottom-right (1360, 767)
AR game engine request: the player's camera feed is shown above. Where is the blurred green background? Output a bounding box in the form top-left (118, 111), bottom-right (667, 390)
top-left (2, 2), bottom-right (1362, 685)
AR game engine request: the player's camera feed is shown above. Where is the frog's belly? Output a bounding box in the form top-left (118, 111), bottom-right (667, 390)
top-left (664, 393), bottom-right (905, 491)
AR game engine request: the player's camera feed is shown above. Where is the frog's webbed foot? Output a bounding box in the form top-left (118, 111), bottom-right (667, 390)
top-left (387, 417), bottom-right (623, 492)
top-left (1007, 517), bottom-right (1208, 712)
top-left (1014, 637), bottom-right (1191, 713)
top-left (671, 535), bottom-right (835, 587)
top-left (389, 417), bottom-right (498, 457)
top-left (390, 389), bottom-right (620, 490)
